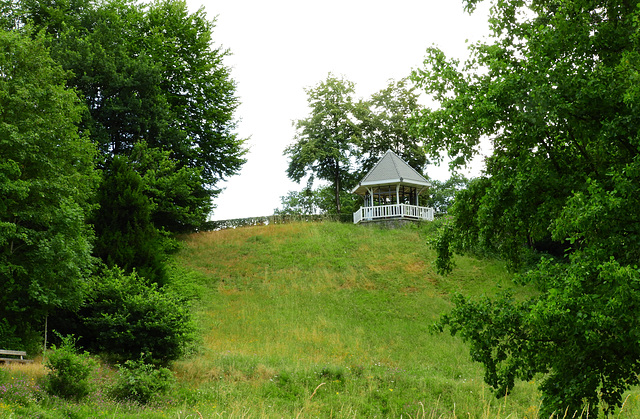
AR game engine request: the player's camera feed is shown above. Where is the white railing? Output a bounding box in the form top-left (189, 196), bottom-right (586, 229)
top-left (353, 204), bottom-right (434, 224)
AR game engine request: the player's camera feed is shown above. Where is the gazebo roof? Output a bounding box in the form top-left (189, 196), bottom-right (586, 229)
top-left (351, 150), bottom-right (430, 195)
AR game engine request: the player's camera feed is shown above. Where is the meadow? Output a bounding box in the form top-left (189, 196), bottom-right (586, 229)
top-left (2, 221), bottom-right (640, 417)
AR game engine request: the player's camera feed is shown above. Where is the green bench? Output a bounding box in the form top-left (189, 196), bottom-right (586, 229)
top-left (0, 349), bottom-right (32, 364)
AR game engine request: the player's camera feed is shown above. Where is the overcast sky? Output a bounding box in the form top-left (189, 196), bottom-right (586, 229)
top-left (186, 0), bottom-right (492, 220)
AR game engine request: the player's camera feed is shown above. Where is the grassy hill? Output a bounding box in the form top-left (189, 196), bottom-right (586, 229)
top-left (170, 221), bottom-right (544, 418)
top-left (4, 220), bottom-right (640, 418)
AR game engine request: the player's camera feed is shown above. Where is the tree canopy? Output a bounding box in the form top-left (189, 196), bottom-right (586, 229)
top-left (284, 74), bottom-right (363, 215)
top-left (0, 28), bottom-right (98, 346)
top-left (24, 0), bottom-right (247, 228)
top-left (412, 0), bottom-right (640, 415)
top-left (0, 0), bottom-right (241, 355)
top-left (283, 75), bottom-right (427, 215)
top-left (359, 78), bottom-right (427, 175)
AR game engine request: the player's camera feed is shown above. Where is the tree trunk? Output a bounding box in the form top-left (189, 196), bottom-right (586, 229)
top-left (334, 163), bottom-right (341, 215)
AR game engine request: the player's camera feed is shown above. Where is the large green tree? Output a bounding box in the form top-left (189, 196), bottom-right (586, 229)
top-left (0, 28), bottom-right (98, 348)
top-left (24, 0), bottom-right (247, 229)
top-left (413, 0), bottom-right (640, 415)
top-left (358, 78), bottom-right (427, 176)
top-left (284, 74), bottom-right (363, 215)
top-left (284, 76), bottom-right (427, 216)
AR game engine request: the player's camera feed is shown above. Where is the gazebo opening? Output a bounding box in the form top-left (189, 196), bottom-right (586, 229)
top-left (351, 151), bottom-right (434, 224)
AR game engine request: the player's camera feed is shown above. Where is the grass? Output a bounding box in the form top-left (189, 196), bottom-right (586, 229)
top-left (3, 220), bottom-right (640, 417)
top-left (167, 221), bottom-right (541, 417)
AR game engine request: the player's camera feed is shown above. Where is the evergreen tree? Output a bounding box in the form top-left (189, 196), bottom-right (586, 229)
top-left (92, 157), bottom-right (167, 285)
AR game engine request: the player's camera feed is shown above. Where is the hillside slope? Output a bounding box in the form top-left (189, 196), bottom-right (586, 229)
top-left (171, 221), bottom-right (539, 418)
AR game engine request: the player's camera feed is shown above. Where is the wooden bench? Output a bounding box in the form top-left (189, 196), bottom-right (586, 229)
top-left (0, 349), bottom-right (32, 364)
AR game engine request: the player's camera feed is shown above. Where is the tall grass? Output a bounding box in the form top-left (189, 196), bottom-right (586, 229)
top-left (3, 221), bottom-right (640, 417)
top-left (168, 221), bottom-right (554, 417)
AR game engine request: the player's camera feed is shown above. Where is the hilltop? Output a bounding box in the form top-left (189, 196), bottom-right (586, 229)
top-left (170, 221), bottom-right (543, 417)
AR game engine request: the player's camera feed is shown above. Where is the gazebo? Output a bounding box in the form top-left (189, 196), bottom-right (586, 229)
top-left (351, 150), bottom-right (434, 224)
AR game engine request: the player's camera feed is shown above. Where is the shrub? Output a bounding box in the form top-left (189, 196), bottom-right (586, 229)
top-left (78, 267), bottom-right (196, 366)
top-left (110, 358), bottom-right (174, 404)
top-left (43, 336), bottom-right (96, 401)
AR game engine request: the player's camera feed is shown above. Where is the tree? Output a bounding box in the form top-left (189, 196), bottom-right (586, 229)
top-left (425, 173), bottom-right (469, 216)
top-left (0, 28), bottom-right (98, 348)
top-left (0, 0), bottom-right (23, 30)
top-left (24, 0), bottom-right (247, 228)
top-left (274, 185), bottom-right (361, 217)
top-left (284, 74), bottom-right (363, 215)
top-left (284, 76), bottom-right (429, 215)
top-left (274, 188), bottom-right (320, 216)
top-left (413, 0), bottom-right (640, 415)
top-left (358, 78), bottom-right (427, 176)
top-left (128, 141), bottom-right (212, 233)
top-left (92, 157), bottom-right (168, 285)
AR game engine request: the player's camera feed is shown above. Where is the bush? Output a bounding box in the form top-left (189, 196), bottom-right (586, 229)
top-left (43, 336), bottom-right (96, 401)
top-left (78, 267), bottom-right (196, 366)
top-left (110, 358), bottom-right (174, 404)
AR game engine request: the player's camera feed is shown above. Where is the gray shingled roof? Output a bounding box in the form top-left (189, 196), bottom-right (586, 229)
top-left (351, 150), bottom-right (430, 195)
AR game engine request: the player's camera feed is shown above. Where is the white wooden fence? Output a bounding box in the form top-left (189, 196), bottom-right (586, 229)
top-left (353, 204), bottom-right (434, 224)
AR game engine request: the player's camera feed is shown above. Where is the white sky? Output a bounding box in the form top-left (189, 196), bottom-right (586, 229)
top-left (186, 0), bottom-right (492, 220)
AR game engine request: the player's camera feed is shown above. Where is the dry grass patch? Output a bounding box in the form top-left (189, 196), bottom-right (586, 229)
top-left (404, 259), bottom-right (427, 274)
top-left (183, 223), bottom-right (306, 248)
top-left (0, 360), bottom-right (45, 381)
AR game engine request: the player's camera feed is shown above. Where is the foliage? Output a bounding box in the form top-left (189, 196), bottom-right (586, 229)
top-left (412, 0), bottom-right (640, 414)
top-left (284, 74), bottom-right (363, 214)
top-left (110, 358), bottom-right (174, 404)
top-left (358, 78), bottom-right (427, 176)
top-left (273, 188), bottom-right (320, 216)
top-left (430, 222), bottom-right (456, 275)
top-left (92, 156), bottom-right (168, 285)
top-left (23, 0), bottom-right (247, 229)
top-left (0, 27), bottom-right (98, 347)
top-left (312, 185), bottom-right (361, 216)
top-left (284, 76), bottom-right (427, 216)
top-left (274, 185), bottom-right (361, 216)
top-left (437, 257), bottom-right (640, 417)
top-left (0, 318), bottom-right (21, 349)
top-left (425, 173), bottom-right (469, 216)
top-left (76, 267), bottom-right (196, 366)
top-left (412, 0), bottom-right (640, 266)
top-left (0, 0), bottom-right (23, 30)
top-left (44, 336), bottom-right (97, 401)
top-left (128, 142), bottom-right (212, 233)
